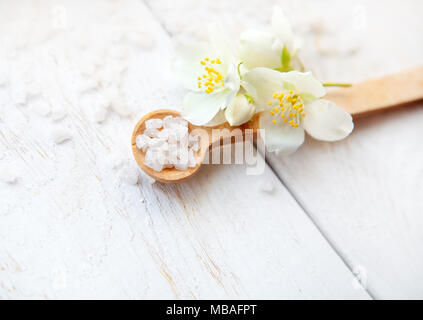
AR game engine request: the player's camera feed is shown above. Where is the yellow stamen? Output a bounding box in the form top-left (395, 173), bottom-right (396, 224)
top-left (272, 119), bottom-right (276, 124)
top-left (198, 57), bottom-right (225, 93)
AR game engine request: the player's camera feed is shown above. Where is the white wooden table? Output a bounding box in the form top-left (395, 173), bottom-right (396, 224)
top-left (0, 0), bottom-right (422, 299)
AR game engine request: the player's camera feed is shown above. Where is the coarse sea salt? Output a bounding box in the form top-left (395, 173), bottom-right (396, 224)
top-left (0, 167), bottom-right (18, 184)
top-left (136, 116), bottom-right (199, 172)
top-left (52, 127), bottom-right (72, 144)
top-left (258, 180), bottom-right (275, 194)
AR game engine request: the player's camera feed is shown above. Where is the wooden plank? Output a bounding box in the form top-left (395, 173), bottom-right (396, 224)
top-left (0, 0), bottom-right (368, 299)
top-left (146, 0), bottom-right (423, 298)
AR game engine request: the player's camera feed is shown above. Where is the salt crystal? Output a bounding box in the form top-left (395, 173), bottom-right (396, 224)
top-left (52, 127), bottom-right (72, 144)
top-left (119, 165), bottom-right (139, 185)
top-left (157, 128), bottom-right (170, 140)
top-left (174, 162), bottom-right (188, 171)
top-left (174, 125), bottom-right (188, 141)
top-left (0, 168), bottom-right (18, 184)
top-left (174, 118), bottom-right (188, 127)
top-left (111, 95), bottom-right (132, 117)
top-left (163, 115), bottom-right (174, 128)
top-left (93, 108), bottom-right (108, 123)
top-left (136, 134), bottom-right (151, 151)
top-left (144, 128), bottom-right (160, 138)
top-left (145, 118), bottom-right (162, 130)
top-left (258, 180), bottom-right (275, 194)
top-left (51, 107), bottom-right (67, 121)
top-left (110, 154), bottom-right (124, 170)
top-left (31, 101), bottom-right (50, 117)
top-left (168, 131), bottom-right (178, 144)
top-left (145, 149), bottom-right (164, 172)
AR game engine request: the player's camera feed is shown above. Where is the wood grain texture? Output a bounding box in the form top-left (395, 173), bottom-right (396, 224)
top-left (146, 0), bottom-right (423, 299)
top-left (0, 0), bottom-right (368, 299)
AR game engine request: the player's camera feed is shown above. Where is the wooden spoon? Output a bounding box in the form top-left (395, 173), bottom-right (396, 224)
top-left (132, 66), bottom-right (423, 183)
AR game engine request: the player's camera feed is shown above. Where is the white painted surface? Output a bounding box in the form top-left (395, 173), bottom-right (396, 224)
top-left (0, 0), bottom-right (370, 299)
top-left (146, 0), bottom-right (423, 299)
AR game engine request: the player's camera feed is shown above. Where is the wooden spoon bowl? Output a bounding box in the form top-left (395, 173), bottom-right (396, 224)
top-left (131, 109), bottom-right (259, 183)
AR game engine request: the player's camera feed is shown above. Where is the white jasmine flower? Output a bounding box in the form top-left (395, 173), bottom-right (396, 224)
top-left (238, 7), bottom-right (302, 71)
top-left (244, 68), bottom-right (354, 154)
top-left (173, 25), bottom-right (241, 126)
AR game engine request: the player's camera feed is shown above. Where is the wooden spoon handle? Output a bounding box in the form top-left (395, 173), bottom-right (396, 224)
top-left (325, 66), bottom-right (423, 116)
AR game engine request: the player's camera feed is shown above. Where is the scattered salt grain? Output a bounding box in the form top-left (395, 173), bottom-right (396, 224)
top-left (0, 168), bottom-right (18, 184)
top-left (51, 107), bottom-right (67, 121)
top-left (52, 127), bottom-right (72, 144)
top-left (93, 107), bottom-right (108, 123)
top-left (258, 180), bottom-right (275, 194)
top-left (110, 154), bottom-right (124, 170)
top-left (31, 101), bottom-right (50, 117)
top-left (110, 95), bottom-right (132, 117)
top-left (119, 165), bottom-right (139, 185)
top-left (136, 115), bottom-right (199, 172)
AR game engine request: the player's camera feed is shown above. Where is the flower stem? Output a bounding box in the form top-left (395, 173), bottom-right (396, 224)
top-left (323, 82), bottom-right (352, 87)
